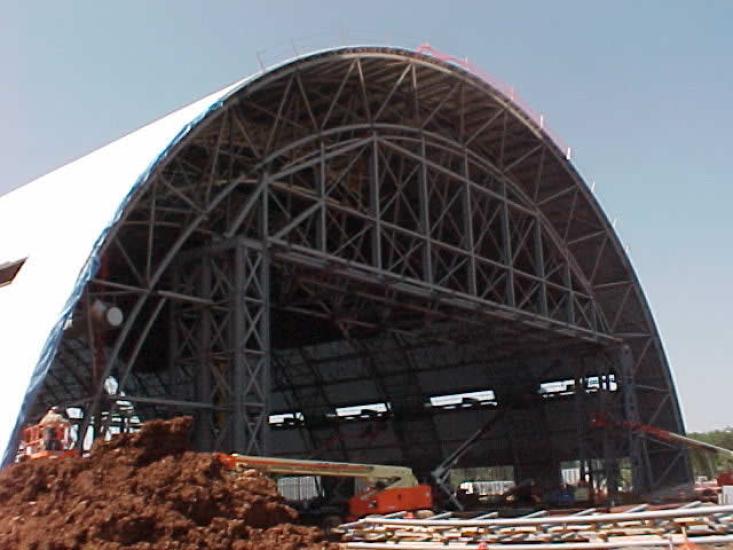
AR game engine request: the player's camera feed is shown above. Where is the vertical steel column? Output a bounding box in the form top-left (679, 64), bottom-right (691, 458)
top-left (196, 256), bottom-right (214, 450)
top-left (618, 344), bottom-right (648, 494)
top-left (462, 153), bottom-right (477, 296)
top-left (316, 141), bottom-right (327, 253)
top-left (232, 245), bottom-right (245, 452)
top-left (602, 410), bottom-right (619, 503)
top-left (501, 182), bottom-right (516, 307)
top-left (564, 263), bottom-right (576, 325)
top-left (534, 220), bottom-right (549, 316)
top-left (231, 238), bottom-right (271, 455)
top-left (168, 267), bottom-right (181, 401)
top-left (418, 135), bottom-right (433, 284)
top-left (574, 359), bottom-right (589, 484)
top-left (370, 136), bottom-right (382, 270)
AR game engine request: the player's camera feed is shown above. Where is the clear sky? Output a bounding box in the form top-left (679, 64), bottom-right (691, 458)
top-left (1, 1), bottom-right (730, 432)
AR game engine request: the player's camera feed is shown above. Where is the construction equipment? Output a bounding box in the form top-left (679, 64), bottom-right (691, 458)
top-left (592, 413), bottom-right (733, 489)
top-left (217, 453), bottom-right (433, 521)
top-left (16, 420), bottom-right (74, 462)
top-left (431, 411), bottom-right (507, 510)
top-left (430, 382), bottom-right (548, 510)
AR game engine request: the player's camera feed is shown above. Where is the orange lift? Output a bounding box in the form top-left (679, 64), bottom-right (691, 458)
top-left (16, 421), bottom-right (75, 462)
top-left (217, 453), bottom-right (433, 520)
top-left (592, 413), bottom-right (733, 491)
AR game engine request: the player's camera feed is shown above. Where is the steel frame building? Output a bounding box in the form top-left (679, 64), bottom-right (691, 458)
top-left (5, 47), bottom-right (690, 496)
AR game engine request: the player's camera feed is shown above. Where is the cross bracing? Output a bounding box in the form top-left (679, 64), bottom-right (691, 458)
top-left (27, 47), bottom-right (690, 495)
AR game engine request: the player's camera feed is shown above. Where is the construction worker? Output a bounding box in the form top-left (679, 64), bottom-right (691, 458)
top-left (39, 406), bottom-right (68, 451)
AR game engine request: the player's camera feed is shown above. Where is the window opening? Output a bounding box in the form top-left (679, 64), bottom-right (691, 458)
top-left (334, 402), bottom-right (389, 418)
top-left (429, 390), bottom-right (496, 409)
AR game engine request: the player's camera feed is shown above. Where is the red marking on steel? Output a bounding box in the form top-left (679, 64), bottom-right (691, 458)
top-left (416, 43), bottom-right (571, 157)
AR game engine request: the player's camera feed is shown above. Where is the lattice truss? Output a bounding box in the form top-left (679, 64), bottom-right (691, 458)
top-left (34, 48), bottom-right (689, 492)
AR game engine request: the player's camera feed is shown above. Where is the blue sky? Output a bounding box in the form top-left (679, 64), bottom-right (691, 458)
top-left (1, 1), bottom-right (731, 431)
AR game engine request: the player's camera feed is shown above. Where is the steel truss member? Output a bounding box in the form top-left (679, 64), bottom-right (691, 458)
top-left (29, 47), bottom-right (688, 493)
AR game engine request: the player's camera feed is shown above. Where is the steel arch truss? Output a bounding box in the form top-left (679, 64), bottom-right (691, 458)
top-left (169, 239), bottom-right (270, 454)
top-left (245, 130), bottom-right (610, 342)
top-left (41, 48), bottom-right (690, 491)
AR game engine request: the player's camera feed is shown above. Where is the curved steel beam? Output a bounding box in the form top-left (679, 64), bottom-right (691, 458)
top-left (47, 47), bottom-right (685, 487)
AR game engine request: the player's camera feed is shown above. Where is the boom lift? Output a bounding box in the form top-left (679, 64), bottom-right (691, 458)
top-left (16, 421), bottom-right (75, 462)
top-left (15, 408), bottom-right (432, 520)
top-left (217, 453), bottom-right (433, 520)
top-left (592, 413), bottom-right (733, 488)
top-left (430, 383), bottom-right (544, 510)
top-left (431, 411), bottom-right (507, 510)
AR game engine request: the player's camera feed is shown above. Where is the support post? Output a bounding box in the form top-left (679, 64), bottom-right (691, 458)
top-left (501, 181), bottom-right (515, 307)
top-left (419, 135), bottom-right (433, 284)
top-left (232, 239), bottom-right (271, 454)
top-left (574, 359), bottom-right (589, 485)
top-left (462, 153), bottom-right (477, 295)
top-left (618, 344), bottom-right (648, 495)
top-left (196, 256), bottom-right (213, 450)
top-left (370, 136), bottom-right (382, 270)
top-left (534, 219), bottom-right (549, 316)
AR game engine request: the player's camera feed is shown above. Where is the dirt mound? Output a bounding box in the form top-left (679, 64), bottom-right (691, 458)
top-left (0, 417), bottom-right (339, 549)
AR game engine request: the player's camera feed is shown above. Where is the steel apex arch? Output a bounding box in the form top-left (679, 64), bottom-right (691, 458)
top-left (17, 47), bottom-right (686, 487)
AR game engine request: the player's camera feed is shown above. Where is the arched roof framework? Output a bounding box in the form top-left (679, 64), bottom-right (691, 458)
top-left (13, 47), bottom-right (689, 491)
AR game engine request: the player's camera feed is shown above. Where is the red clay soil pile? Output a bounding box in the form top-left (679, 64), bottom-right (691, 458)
top-left (0, 417), bottom-right (339, 549)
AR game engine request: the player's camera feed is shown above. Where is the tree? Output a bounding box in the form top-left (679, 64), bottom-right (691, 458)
top-left (687, 428), bottom-right (733, 478)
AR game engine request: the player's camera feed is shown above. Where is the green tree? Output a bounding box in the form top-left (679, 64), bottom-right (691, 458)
top-left (687, 428), bottom-right (733, 478)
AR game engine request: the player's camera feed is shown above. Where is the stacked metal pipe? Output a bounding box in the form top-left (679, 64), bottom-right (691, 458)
top-left (337, 504), bottom-right (733, 549)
